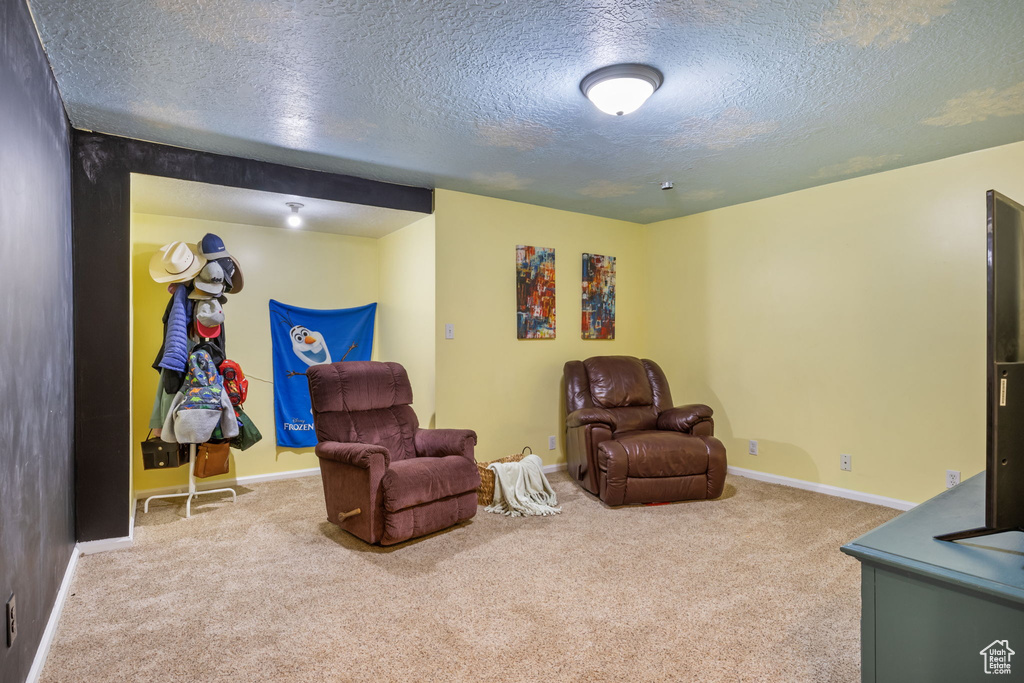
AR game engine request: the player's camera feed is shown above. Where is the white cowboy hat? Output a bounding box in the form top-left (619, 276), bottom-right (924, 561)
top-left (149, 241), bottom-right (206, 283)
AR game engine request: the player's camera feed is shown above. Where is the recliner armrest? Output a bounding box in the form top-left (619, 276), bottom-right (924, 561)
top-left (414, 429), bottom-right (477, 461)
top-left (566, 407), bottom-right (617, 430)
top-left (315, 441), bottom-right (391, 470)
top-left (657, 404), bottom-right (714, 434)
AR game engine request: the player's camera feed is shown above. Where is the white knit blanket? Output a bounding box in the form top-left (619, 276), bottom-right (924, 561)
top-left (485, 454), bottom-right (562, 517)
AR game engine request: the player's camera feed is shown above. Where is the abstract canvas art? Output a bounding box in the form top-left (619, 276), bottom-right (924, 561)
top-left (516, 245), bottom-right (556, 339)
top-left (582, 253), bottom-right (615, 339)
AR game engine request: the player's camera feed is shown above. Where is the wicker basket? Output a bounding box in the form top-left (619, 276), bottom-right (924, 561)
top-left (476, 447), bottom-right (532, 505)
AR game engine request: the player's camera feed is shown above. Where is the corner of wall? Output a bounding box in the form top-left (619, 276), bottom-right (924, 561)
top-left (432, 189), bottom-right (647, 463)
top-left (377, 214), bottom-right (437, 427)
top-left (641, 141), bottom-right (1024, 503)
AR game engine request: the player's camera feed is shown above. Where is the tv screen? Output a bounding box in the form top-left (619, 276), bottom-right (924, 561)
top-left (988, 190), bottom-right (1024, 532)
top-left (937, 190), bottom-right (1024, 540)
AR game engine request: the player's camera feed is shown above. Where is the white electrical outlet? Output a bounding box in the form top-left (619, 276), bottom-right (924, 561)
top-left (840, 454), bottom-right (852, 471)
top-left (946, 470), bottom-right (961, 488)
top-left (444, 323), bottom-right (454, 340)
top-left (548, 435), bottom-right (556, 450)
top-left (748, 440), bottom-right (758, 455)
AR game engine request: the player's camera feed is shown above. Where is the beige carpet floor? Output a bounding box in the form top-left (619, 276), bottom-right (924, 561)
top-left (41, 472), bottom-right (898, 682)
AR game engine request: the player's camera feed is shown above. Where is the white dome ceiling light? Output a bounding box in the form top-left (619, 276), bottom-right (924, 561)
top-left (580, 64), bottom-right (663, 116)
top-left (285, 202), bottom-right (304, 228)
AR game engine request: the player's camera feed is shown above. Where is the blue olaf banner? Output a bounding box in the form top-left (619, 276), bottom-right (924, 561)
top-left (269, 300), bottom-right (377, 447)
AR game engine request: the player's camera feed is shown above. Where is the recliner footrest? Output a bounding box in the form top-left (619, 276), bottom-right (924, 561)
top-left (382, 455), bottom-right (480, 513)
top-left (382, 491), bottom-right (477, 545)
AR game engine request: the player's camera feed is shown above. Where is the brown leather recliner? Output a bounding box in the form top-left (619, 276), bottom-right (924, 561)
top-left (564, 356), bottom-right (726, 505)
top-left (307, 361), bottom-right (480, 545)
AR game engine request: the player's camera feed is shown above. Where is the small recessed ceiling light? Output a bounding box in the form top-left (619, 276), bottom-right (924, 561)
top-left (285, 202), bottom-right (304, 228)
top-left (580, 64), bottom-right (663, 116)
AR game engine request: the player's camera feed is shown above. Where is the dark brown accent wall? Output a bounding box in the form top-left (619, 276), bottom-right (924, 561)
top-left (0, 0), bottom-right (76, 680)
top-left (72, 131), bottom-right (433, 542)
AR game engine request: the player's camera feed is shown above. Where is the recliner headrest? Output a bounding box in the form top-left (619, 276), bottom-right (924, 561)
top-left (583, 356), bottom-right (654, 408)
top-left (307, 361), bottom-right (414, 413)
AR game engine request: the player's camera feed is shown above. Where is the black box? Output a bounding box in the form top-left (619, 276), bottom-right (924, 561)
top-left (141, 439), bottom-right (189, 469)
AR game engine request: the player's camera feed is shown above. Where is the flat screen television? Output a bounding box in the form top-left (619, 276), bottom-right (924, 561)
top-left (937, 190), bottom-right (1024, 541)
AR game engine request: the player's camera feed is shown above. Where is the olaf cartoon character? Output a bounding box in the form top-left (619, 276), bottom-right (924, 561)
top-left (290, 324), bottom-right (332, 366)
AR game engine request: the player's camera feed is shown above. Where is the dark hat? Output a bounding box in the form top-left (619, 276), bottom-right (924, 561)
top-left (226, 256), bottom-right (244, 294)
top-left (199, 233), bottom-right (230, 260)
top-left (213, 256), bottom-right (238, 293)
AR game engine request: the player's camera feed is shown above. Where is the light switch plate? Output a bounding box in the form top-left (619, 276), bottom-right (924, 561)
top-left (444, 323), bottom-right (454, 339)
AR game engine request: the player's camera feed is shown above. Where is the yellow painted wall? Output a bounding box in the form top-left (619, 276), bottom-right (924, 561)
top-left (646, 140), bottom-right (1024, 504)
top-left (377, 215), bottom-right (437, 427)
top-left (433, 189), bottom-right (649, 465)
top-left (130, 213), bottom-right (380, 493)
top-left (129, 140), bottom-right (1024, 506)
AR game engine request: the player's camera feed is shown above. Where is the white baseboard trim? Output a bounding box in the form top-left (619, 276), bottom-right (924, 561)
top-left (26, 542), bottom-right (80, 683)
top-left (134, 466), bottom-right (321, 501)
top-left (727, 466), bottom-right (916, 511)
top-left (542, 463), bottom-right (567, 475)
top-left (79, 534), bottom-right (133, 555)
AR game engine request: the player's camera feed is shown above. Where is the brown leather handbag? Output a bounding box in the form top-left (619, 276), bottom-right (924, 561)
top-left (193, 442), bottom-right (231, 478)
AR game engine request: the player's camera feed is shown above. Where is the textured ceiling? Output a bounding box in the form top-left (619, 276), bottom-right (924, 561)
top-left (131, 174), bottom-right (425, 238)
top-left (30, 0), bottom-right (1024, 223)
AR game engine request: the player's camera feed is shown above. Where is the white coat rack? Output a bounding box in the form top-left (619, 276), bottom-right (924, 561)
top-left (143, 443), bottom-right (237, 518)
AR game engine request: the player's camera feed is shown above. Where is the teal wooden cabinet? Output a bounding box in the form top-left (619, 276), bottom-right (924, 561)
top-left (842, 474), bottom-right (1024, 682)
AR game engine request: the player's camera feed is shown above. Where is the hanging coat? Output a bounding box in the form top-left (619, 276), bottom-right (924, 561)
top-left (153, 285), bottom-right (193, 374)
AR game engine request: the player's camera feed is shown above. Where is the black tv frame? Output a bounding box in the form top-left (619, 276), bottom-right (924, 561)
top-left (937, 190), bottom-right (1024, 542)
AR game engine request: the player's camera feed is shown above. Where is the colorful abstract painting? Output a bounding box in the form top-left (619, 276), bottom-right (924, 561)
top-left (582, 253), bottom-right (615, 339)
top-left (516, 245), bottom-right (556, 339)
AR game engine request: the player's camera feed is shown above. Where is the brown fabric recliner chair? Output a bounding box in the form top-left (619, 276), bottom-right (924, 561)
top-left (564, 356), bottom-right (726, 505)
top-left (307, 361), bottom-right (480, 545)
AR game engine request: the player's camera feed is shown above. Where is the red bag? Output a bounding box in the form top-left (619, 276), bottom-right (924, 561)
top-left (218, 359), bottom-right (248, 407)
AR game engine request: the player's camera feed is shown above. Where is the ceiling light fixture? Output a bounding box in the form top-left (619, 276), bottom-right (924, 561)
top-left (580, 64), bottom-right (663, 116)
top-left (285, 202), bottom-right (304, 228)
